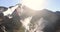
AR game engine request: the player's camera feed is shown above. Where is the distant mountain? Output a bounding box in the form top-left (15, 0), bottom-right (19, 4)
top-left (0, 6), bottom-right (8, 13)
top-left (55, 11), bottom-right (60, 15)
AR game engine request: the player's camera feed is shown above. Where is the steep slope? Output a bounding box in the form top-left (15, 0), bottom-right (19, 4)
top-left (15, 4), bottom-right (59, 32)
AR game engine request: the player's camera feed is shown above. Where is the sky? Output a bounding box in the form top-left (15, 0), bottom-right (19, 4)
top-left (46, 0), bottom-right (60, 12)
top-left (0, 0), bottom-right (20, 7)
top-left (0, 0), bottom-right (60, 12)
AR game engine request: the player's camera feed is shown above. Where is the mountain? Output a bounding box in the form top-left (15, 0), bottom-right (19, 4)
top-left (0, 4), bottom-right (60, 32)
top-left (55, 11), bottom-right (60, 15)
top-left (0, 6), bottom-right (8, 13)
top-left (15, 4), bottom-right (59, 32)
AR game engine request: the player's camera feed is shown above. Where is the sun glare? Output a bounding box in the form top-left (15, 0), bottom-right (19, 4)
top-left (21, 0), bottom-right (48, 10)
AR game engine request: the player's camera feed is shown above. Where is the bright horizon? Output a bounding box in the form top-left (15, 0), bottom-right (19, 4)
top-left (0, 0), bottom-right (60, 12)
top-left (21, 0), bottom-right (48, 10)
top-left (21, 0), bottom-right (60, 12)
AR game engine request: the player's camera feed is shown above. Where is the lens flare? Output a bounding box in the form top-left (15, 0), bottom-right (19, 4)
top-left (21, 0), bottom-right (48, 10)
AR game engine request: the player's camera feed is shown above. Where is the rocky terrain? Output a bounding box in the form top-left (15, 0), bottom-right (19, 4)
top-left (0, 4), bottom-right (60, 32)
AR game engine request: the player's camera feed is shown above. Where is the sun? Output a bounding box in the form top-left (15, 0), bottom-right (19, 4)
top-left (21, 0), bottom-right (48, 10)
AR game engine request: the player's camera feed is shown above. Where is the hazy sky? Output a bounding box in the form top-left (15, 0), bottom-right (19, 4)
top-left (46, 0), bottom-right (60, 11)
top-left (0, 0), bottom-right (60, 12)
top-left (0, 0), bottom-right (20, 7)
